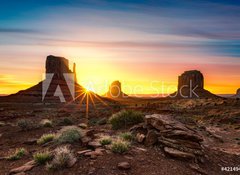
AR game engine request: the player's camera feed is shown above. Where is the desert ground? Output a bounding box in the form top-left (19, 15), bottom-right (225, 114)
top-left (0, 97), bottom-right (239, 175)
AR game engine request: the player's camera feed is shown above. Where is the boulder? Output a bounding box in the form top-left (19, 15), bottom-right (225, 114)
top-left (88, 141), bottom-right (101, 149)
top-left (136, 133), bottom-right (145, 143)
top-left (144, 130), bottom-right (158, 146)
top-left (131, 114), bottom-right (204, 162)
top-left (117, 162), bottom-right (131, 170)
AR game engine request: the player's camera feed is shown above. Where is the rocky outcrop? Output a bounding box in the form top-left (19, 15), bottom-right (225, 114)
top-left (231, 88), bottom-right (240, 98)
top-left (178, 70), bottom-right (203, 90)
top-left (2, 55), bottom-right (112, 104)
top-left (130, 114), bottom-right (204, 162)
top-left (170, 70), bottom-right (217, 98)
top-left (237, 88), bottom-right (240, 95)
top-left (105, 81), bottom-right (128, 98)
top-left (46, 55), bottom-right (73, 80)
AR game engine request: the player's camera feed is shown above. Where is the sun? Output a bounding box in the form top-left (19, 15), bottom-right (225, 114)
top-left (83, 85), bottom-right (96, 93)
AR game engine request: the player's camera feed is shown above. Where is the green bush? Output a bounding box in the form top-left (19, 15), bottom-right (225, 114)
top-left (33, 151), bottom-right (52, 165)
top-left (100, 137), bottom-right (112, 145)
top-left (109, 110), bottom-right (144, 130)
top-left (61, 118), bottom-right (74, 126)
top-left (119, 132), bottom-right (134, 141)
top-left (111, 140), bottom-right (129, 154)
top-left (17, 119), bottom-right (39, 131)
top-left (37, 134), bottom-right (55, 145)
top-left (7, 148), bottom-right (26, 160)
top-left (57, 128), bottom-right (81, 144)
top-left (46, 146), bottom-right (76, 170)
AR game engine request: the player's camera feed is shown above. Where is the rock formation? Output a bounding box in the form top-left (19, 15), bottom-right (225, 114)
top-left (231, 88), bottom-right (240, 98)
top-left (178, 70), bottom-right (204, 90)
top-left (237, 88), bottom-right (240, 95)
top-left (130, 114), bottom-right (204, 162)
top-left (46, 55), bottom-right (73, 79)
top-left (171, 70), bottom-right (217, 98)
top-left (105, 81), bottom-right (128, 98)
top-left (2, 55), bottom-right (110, 103)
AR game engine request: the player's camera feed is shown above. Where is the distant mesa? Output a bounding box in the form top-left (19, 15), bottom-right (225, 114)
top-left (170, 70), bottom-right (217, 98)
top-left (237, 88), bottom-right (240, 95)
top-left (1, 55), bottom-right (108, 103)
top-left (231, 88), bottom-right (240, 98)
top-left (105, 81), bottom-right (128, 99)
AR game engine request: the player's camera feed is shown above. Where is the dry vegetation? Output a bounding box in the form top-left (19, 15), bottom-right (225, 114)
top-left (0, 98), bottom-right (239, 175)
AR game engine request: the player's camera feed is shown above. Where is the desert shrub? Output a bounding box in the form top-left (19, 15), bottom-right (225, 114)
top-left (56, 128), bottom-right (82, 144)
top-left (119, 132), bottom-right (134, 141)
top-left (109, 110), bottom-right (144, 130)
top-left (111, 140), bottom-right (129, 154)
top-left (88, 118), bottom-right (99, 126)
top-left (7, 148), bottom-right (26, 160)
top-left (41, 119), bottom-right (53, 127)
top-left (17, 119), bottom-right (40, 131)
top-left (33, 151), bottom-right (52, 165)
top-left (100, 137), bottom-right (112, 146)
top-left (60, 118), bottom-right (74, 126)
top-left (46, 146), bottom-right (76, 170)
top-left (37, 134), bottom-right (55, 145)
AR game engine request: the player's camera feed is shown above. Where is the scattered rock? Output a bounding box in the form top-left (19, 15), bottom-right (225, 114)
top-left (23, 138), bottom-right (37, 145)
top-left (210, 133), bottom-right (224, 143)
top-left (77, 149), bottom-right (92, 156)
top-left (189, 163), bottom-right (208, 175)
top-left (68, 157), bottom-right (77, 168)
top-left (85, 129), bottom-right (95, 137)
top-left (117, 162), bottom-right (131, 170)
top-left (79, 123), bottom-right (88, 129)
top-left (9, 160), bottom-right (35, 174)
top-left (40, 119), bottom-right (52, 127)
top-left (15, 173), bottom-right (26, 175)
top-left (0, 121), bottom-right (5, 126)
top-left (81, 136), bottom-right (92, 146)
top-left (84, 149), bottom-right (104, 159)
top-left (136, 133), bottom-right (145, 143)
top-left (88, 141), bottom-right (101, 149)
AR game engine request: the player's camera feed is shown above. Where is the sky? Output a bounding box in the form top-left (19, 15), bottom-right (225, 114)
top-left (0, 0), bottom-right (240, 95)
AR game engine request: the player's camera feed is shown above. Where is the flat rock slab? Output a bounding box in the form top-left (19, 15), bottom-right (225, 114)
top-left (164, 147), bottom-right (195, 160)
top-left (117, 162), bottom-right (131, 170)
top-left (88, 141), bottom-right (101, 149)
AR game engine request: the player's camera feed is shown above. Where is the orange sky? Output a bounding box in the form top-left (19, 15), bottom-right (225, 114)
top-left (1, 1), bottom-right (240, 95)
top-left (0, 50), bottom-right (239, 95)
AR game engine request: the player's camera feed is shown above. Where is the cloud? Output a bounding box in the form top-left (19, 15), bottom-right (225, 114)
top-left (0, 28), bottom-right (41, 34)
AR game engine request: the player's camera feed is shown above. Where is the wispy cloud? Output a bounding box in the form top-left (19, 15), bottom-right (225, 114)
top-left (0, 28), bottom-right (40, 34)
